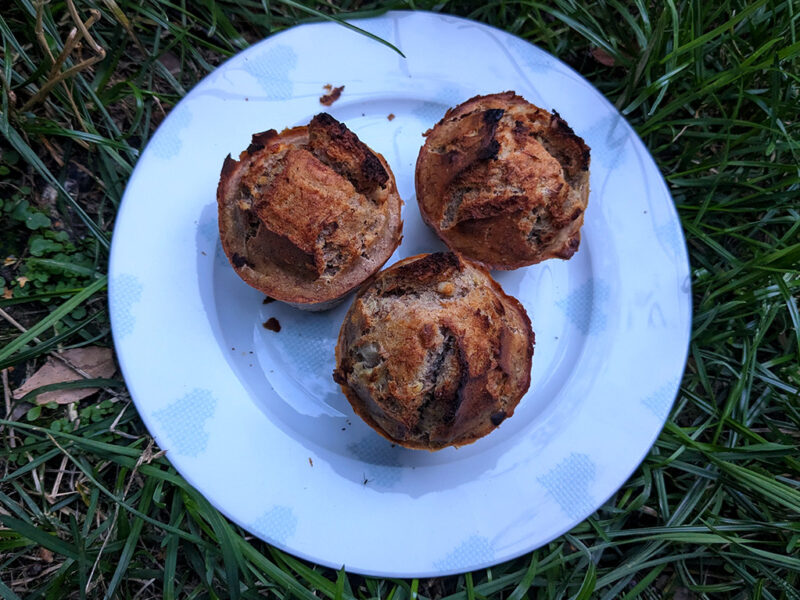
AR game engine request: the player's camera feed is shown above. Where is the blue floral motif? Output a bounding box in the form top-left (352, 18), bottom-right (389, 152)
top-left (110, 274), bottom-right (142, 340)
top-left (242, 45), bottom-right (298, 99)
top-left (642, 378), bottom-right (680, 420)
top-left (412, 85), bottom-right (464, 127)
top-left (433, 535), bottom-right (495, 571)
top-left (153, 389), bottom-right (216, 457)
top-left (556, 278), bottom-right (609, 335)
top-left (538, 453), bottom-right (596, 520)
top-left (347, 436), bottom-right (402, 487)
top-left (581, 112), bottom-right (629, 170)
top-left (251, 505), bottom-right (298, 545)
top-left (357, 18), bottom-right (395, 46)
top-left (269, 313), bottom-right (336, 383)
top-left (505, 35), bottom-right (555, 75)
top-left (149, 104), bottom-right (192, 160)
top-left (655, 220), bottom-right (685, 258)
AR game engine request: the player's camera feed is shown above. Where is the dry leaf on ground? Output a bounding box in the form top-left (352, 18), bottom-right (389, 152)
top-left (12, 346), bottom-right (116, 405)
top-left (591, 47), bottom-right (616, 66)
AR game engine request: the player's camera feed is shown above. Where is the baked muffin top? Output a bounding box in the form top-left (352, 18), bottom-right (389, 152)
top-left (334, 252), bottom-right (534, 450)
top-left (415, 92), bottom-right (590, 269)
top-left (217, 113), bottom-right (403, 309)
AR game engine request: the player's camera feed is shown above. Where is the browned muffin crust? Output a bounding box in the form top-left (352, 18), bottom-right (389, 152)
top-left (415, 92), bottom-right (590, 270)
top-left (333, 252), bottom-right (534, 450)
top-left (217, 114), bottom-right (403, 310)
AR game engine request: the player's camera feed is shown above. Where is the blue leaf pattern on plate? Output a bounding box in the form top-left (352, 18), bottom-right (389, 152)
top-left (538, 453), bottom-right (596, 520)
top-left (642, 378), bottom-right (680, 420)
top-left (357, 18), bottom-right (394, 45)
top-left (269, 315), bottom-right (335, 386)
top-left (655, 220), bottom-right (685, 258)
top-left (556, 278), bottom-right (609, 335)
top-left (110, 274), bottom-right (142, 340)
top-left (505, 36), bottom-right (554, 74)
top-left (242, 45), bottom-right (298, 99)
top-left (412, 85), bottom-right (463, 126)
top-left (347, 436), bottom-right (402, 487)
top-left (252, 505), bottom-right (298, 545)
top-left (149, 105), bottom-right (192, 160)
top-left (581, 113), bottom-right (629, 170)
top-left (433, 535), bottom-right (494, 571)
top-left (153, 389), bottom-right (216, 457)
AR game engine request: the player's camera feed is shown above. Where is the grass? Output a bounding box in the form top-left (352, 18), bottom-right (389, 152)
top-left (1, 0), bottom-right (799, 597)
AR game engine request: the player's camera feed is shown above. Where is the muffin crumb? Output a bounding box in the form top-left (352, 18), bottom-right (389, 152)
top-left (320, 85), bottom-right (344, 106)
top-left (263, 317), bottom-right (281, 332)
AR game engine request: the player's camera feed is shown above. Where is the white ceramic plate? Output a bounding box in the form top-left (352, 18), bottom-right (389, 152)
top-left (109, 11), bottom-right (691, 577)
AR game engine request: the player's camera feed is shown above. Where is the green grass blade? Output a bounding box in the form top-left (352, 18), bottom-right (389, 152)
top-left (0, 276), bottom-right (107, 364)
top-left (275, 0), bottom-right (405, 57)
top-left (103, 477), bottom-right (157, 600)
top-left (0, 516), bottom-right (79, 561)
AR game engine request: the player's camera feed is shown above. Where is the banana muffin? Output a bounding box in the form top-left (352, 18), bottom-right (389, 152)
top-left (333, 252), bottom-right (534, 450)
top-left (415, 92), bottom-right (590, 269)
top-left (217, 113), bottom-right (403, 310)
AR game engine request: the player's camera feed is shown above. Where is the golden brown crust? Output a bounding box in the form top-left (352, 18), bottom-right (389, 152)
top-left (415, 92), bottom-right (590, 270)
top-left (217, 115), bottom-right (403, 310)
top-left (333, 252), bottom-right (534, 450)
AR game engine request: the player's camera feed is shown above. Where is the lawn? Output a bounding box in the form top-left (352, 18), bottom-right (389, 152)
top-left (1, 0), bottom-right (799, 598)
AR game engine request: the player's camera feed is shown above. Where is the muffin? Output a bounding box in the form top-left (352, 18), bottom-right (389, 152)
top-left (415, 92), bottom-right (590, 269)
top-left (217, 113), bottom-right (403, 310)
top-left (333, 252), bottom-right (534, 450)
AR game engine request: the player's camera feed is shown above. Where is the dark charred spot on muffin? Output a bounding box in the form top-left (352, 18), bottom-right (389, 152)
top-left (308, 113), bottom-right (389, 195)
top-left (477, 138), bottom-right (501, 161)
top-left (231, 253), bottom-right (251, 268)
top-left (417, 328), bottom-right (465, 433)
top-left (245, 213), bottom-right (260, 240)
top-left (482, 108), bottom-right (505, 126)
top-left (332, 368), bottom-right (348, 385)
top-left (246, 129), bottom-right (280, 154)
top-left (390, 253), bottom-right (462, 287)
top-left (513, 119), bottom-right (530, 137)
top-left (490, 411), bottom-right (507, 426)
top-left (580, 148), bottom-right (591, 170)
top-left (543, 110), bottom-right (591, 179)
